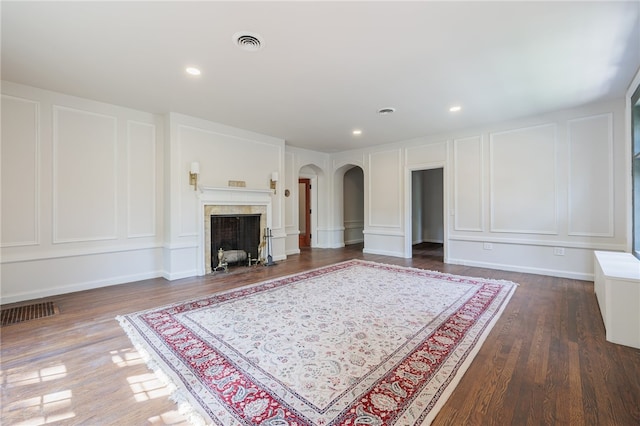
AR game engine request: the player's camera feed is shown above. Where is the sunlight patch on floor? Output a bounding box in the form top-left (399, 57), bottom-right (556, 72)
top-left (14, 411), bottom-right (77, 426)
top-left (112, 347), bottom-right (176, 414)
top-left (110, 348), bottom-right (144, 367)
top-left (6, 364), bottom-right (67, 386)
top-left (7, 390), bottom-right (75, 425)
top-left (127, 373), bottom-right (171, 402)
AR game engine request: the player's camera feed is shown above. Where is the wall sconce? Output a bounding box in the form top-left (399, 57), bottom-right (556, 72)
top-left (189, 162), bottom-right (200, 191)
top-left (270, 171), bottom-right (278, 194)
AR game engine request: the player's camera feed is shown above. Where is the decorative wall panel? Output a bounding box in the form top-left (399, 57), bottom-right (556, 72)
top-left (53, 106), bottom-right (117, 242)
top-left (369, 149), bottom-right (401, 228)
top-left (284, 151), bottom-right (296, 229)
top-left (490, 124), bottom-right (557, 234)
top-left (567, 114), bottom-right (613, 236)
top-left (1, 95), bottom-right (39, 246)
top-left (453, 136), bottom-right (483, 231)
top-left (405, 142), bottom-right (446, 166)
top-left (127, 121), bottom-right (156, 238)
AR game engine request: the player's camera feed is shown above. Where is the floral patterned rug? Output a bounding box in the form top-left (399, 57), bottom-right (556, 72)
top-left (117, 260), bottom-right (517, 425)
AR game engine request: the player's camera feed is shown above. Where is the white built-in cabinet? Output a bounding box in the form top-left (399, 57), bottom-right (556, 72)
top-left (593, 251), bottom-right (640, 349)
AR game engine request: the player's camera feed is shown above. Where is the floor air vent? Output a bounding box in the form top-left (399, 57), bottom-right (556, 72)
top-left (1, 301), bottom-right (58, 326)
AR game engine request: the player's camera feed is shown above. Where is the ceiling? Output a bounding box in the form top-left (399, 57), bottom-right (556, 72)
top-left (2, 1), bottom-right (639, 153)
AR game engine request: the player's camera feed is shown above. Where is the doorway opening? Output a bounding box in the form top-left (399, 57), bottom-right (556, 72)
top-left (343, 166), bottom-right (364, 245)
top-left (298, 178), bottom-right (311, 248)
top-left (411, 168), bottom-right (444, 260)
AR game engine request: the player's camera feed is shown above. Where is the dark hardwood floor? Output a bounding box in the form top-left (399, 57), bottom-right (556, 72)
top-left (2, 244), bottom-right (639, 425)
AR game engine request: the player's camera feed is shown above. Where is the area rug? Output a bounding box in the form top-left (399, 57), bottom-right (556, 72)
top-left (117, 260), bottom-right (517, 425)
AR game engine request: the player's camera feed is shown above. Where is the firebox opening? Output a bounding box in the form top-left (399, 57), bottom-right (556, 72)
top-left (211, 214), bottom-right (261, 269)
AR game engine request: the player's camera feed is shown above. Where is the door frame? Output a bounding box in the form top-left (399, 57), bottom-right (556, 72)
top-left (404, 162), bottom-right (447, 261)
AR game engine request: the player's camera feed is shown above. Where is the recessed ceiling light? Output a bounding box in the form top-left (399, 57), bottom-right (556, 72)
top-left (352, 129), bottom-right (362, 136)
top-left (449, 105), bottom-right (462, 112)
top-left (378, 107), bottom-right (396, 115)
top-left (186, 67), bottom-right (201, 76)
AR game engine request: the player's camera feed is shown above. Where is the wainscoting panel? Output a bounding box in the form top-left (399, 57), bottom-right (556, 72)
top-left (284, 151), bottom-right (296, 229)
top-left (127, 121), bottom-right (157, 238)
top-left (368, 149), bottom-right (402, 228)
top-left (490, 124), bottom-right (558, 234)
top-left (405, 141), bottom-right (446, 166)
top-left (447, 239), bottom-right (595, 280)
top-left (1, 247), bottom-right (164, 304)
top-left (567, 113), bottom-right (613, 236)
top-left (453, 135), bottom-right (483, 232)
top-left (52, 105), bottom-right (118, 243)
top-left (363, 230), bottom-right (405, 257)
top-left (1, 95), bottom-right (40, 247)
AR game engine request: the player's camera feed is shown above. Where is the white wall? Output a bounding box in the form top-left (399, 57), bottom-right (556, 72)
top-left (1, 82), bottom-right (164, 303)
top-left (1, 83), bottom-right (287, 303)
top-left (446, 101), bottom-right (625, 279)
top-left (1, 80), bottom-right (629, 303)
top-left (333, 99), bottom-right (626, 279)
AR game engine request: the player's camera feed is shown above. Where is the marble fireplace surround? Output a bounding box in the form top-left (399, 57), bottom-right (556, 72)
top-left (197, 186), bottom-right (273, 275)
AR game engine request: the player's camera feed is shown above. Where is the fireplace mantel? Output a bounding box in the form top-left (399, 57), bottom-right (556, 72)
top-left (198, 186), bottom-right (274, 203)
top-left (197, 186), bottom-right (273, 275)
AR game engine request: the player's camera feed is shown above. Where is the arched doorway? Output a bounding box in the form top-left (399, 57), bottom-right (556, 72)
top-left (333, 164), bottom-right (365, 248)
top-left (343, 166), bottom-right (364, 245)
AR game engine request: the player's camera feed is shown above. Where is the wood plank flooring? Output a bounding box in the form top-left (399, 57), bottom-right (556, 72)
top-left (1, 244), bottom-right (639, 425)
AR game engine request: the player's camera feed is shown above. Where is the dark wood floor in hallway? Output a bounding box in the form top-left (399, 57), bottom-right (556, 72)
top-left (1, 244), bottom-right (639, 425)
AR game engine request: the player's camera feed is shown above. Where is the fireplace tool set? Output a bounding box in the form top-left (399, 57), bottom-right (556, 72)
top-left (264, 227), bottom-right (275, 266)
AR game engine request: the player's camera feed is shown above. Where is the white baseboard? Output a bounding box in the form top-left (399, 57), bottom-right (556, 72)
top-left (1, 270), bottom-right (165, 305)
top-left (363, 247), bottom-right (404, 258)
top-left (446, 258), bottom-right (593, 281)
top-left (162, 269), bottom-right (198, 280)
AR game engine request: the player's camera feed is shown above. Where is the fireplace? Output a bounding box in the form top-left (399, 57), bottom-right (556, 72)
top-left (200, 187), bottom-right (271, 275)
top-left (211, 214), bottom-right (261, 268)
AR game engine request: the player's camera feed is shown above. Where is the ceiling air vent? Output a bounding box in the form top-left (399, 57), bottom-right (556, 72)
top-left (377, 107), bottom-right (396, 115)
top-left (233, 32), bottom-right (263, 52)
